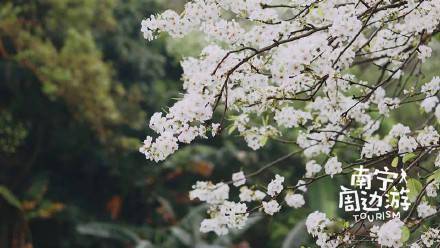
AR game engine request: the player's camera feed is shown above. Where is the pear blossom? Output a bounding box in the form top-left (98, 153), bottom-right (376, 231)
top-left (398, 136), bottom-right (418, 154)
top-left (232, 171), bottom-right (246, 187)
top-left (374, 218), bottom-right (405, 247)
top-left (417, 45), bottom-right (432, 62)
top-left (239, 186), bottom-right (266, 202)
top-left (388, 124), bottom-right (411, 138)
top-left (417, 202), bottom-right (436, 218)
top-left (417, 126), bottom-right (439, 147)
top-left (324, 157), bottom-right (342, 178)
top-left (200, 201), bottom-right (248, 235)
top-left (421, 97), bottom-right (439, 113)
top-left (306, 211), bottom-right (330, 237)
top-left (421, 228), bottom-right (440, 247)
top-left (361, 139), bottom-right (393, 158)
top-left (426, 181), bottom-right (439, 198)
top-left (262, 200), bottom-right (281, 215)
top-left (275, 107), bottom-right (312, 128)
top-left (421, 76), bottom-right (440, 97)
top-left (296, 180), bottom-right (307, 192)
top-left (305, 160), bottom-right (322, 178)
top-left (189, 181), bottom-right (229, 204)
top-left (267, 174), bottom-right (284, 197)
top-left (285, 193), bottom-right (305, 208)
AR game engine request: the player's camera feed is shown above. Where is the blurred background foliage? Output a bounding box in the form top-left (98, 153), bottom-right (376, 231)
top-left (0, 0), bottom-right (439, 247)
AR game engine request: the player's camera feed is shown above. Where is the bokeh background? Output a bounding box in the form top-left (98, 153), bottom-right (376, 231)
top-left (0, 0), bottom-right (439, 247)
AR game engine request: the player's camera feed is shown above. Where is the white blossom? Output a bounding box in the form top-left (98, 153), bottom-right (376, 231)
top-left (398, 136), bottom-right (418, 154)
top-left (200, 218), bottom-right (228, 236)
top-left (388, 124), bottom-right (411, 138)
top-left (436, 105), bottom-right (440, 121)
top-left (417, 202), bottom-right (436, 218)
top-left (267, 174), bottom-right (284, 197)
top-left (200, 201), bottom-right (248, 235)
top-left (421, 76), bottom-right (440, 97)
top-left (139, 132), bottom-right (179, 162)
top-left (211, 123), bottom-right (220, 137)
top-left (296, 179), bottom-right (308, 192)
top-left (426, 181), bottom-right (439, 198)
top-left (361, 139), bottom-right (392, 158)
top-left (305, 160), bottom-right (322, 178)
top-left (416, 126), bottom-right (439, 147)
top-left (232, 171), bottom-right (246, 187)
top-left (189, 181), bottom-right (229, 204)
top-left (285, 193), bottom-right (305, 208)
top-left (374, 218), bottom-right (404, 248)
top-left (421, 96), bottom-right (439, 113)
top-left (417, 45), bottom-right (432, 62)
top-left (410, 242), bottom-right (421, 248)
top-left (275, 107), bottom-right (312, 128)
top-left (421, 228), bottom-right (440, 247)
top-left (324, 157), bottom-right (342, 178)
top-left (262, 200), bottom-right (281, 215)
top-left (239, 186), bottom-right (266, 202)
top-left (306, 211), bottom-right (330, 237)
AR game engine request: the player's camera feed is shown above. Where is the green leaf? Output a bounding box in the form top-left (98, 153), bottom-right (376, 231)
top-left (427, 170), bottom-right (440, 183)
top-left (400, 226), bottom-right (410, 242)
top-left (42, 82), bottom-right (58, 95)
top-left (391, 157), bottom-right (399, 167)
top-left (316, 7), bottom-right (324, 17)
top-left (402, 153), bottom-right (417, 164)
top-left (262, 115), bottom-right (269, 126)
top-left (406, 178), bottom-right (423, 202)
top-left (77, 222), bottom-right (154, 248)
top-left (0, 185), bottom-right (21, 209)
top-left (170, 227), bottom-right (192, 246)
top-left (389, 138), bottom-right (398, 147)
top-left (25, 174), bottom-right (49, 200)
top-left (228, 125), bottom-right (236, 135)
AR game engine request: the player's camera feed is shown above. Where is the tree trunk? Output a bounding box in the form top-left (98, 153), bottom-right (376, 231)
top-left (0, 199), bottom-right (32, 248)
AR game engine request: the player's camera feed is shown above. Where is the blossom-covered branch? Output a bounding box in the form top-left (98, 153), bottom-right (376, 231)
top-left (139, 0), bottom-right (440, 247)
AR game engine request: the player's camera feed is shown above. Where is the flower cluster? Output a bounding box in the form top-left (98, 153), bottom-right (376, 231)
top-left (324, 157), bottom-right (343, 177)
top-left (417, 202), bottom-right (436, 218)
top-left (370, 218), bottom-right (405, 248)
top-left (267, 174), bottom-right (284, 197)
top-left (305, 211), bottom-right (350, 247)
top-left (410, 228), bottom-right (440, 248)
